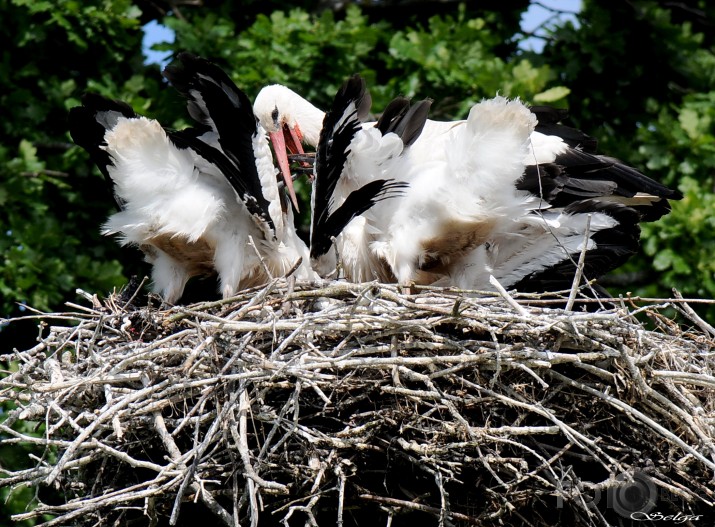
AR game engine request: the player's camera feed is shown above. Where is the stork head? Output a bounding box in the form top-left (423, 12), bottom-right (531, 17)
top-left (254, 85), bottom-right (325, 204)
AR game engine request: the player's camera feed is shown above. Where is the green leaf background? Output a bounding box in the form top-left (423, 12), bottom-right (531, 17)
top-left (1, 0), bottom-right (713, 521)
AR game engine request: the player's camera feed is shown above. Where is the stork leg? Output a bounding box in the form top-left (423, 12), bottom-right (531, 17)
top-left (214, 234), bottom-right (246, 300)
top-left (149, 251), bottom-right (191, 305)
top-left (399, 281), bottom-right (416, 296)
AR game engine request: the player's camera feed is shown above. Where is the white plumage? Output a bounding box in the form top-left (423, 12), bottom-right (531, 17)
top-left (70, 58), bottom-right (681, 303)
top-left (254, 82), bottom-right (681, 294)
top-left (69, 54), bottom-right (316, 303)
top-left (371, 96), bottom-right (540, 286)
top-left (102, 117), bottom-right (227, 245)
top-left (334, 126), bottom-right (410, 282)
top-left (308, 76), bottom-right (427, 283)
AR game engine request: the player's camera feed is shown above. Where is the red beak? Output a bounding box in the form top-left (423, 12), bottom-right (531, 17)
top-left (285, 125), bottom-right (305, 157)
top-left (269, 130), bottom-right (300, 212)
top-left (282, 124), bottom-right (313, 181)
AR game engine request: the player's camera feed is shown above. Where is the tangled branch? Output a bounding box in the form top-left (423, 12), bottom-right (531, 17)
top-left (1, 280), bottom-right (714, 526)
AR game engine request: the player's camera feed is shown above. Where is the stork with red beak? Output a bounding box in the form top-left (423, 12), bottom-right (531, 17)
top-left (253, 84), bottom-right (682, 294)
top-left (253, 84), bottom-right (324, 210)
top-left (69, 53), bottom-right (316, 303)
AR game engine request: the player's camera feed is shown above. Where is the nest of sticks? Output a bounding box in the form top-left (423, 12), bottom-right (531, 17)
top-left (2, 278), bottom-right (715, 526)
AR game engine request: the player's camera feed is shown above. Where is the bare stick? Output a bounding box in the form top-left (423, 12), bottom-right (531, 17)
top-left (565, 214), bottom-right (591, 312)
top-left (672, 288), bottom-right (715, 337)
top-left (489, 275), bottom-right (530, 318)
top-left (359, 494), bottom-right (481, 525)
top-left (248, 234), bottom-right (273, 280)
top-left (2, 280), bottom-right (714, 525)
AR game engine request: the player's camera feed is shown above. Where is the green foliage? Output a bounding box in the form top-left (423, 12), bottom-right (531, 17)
top-left (384, 6), bottom-right (569, 117)
top-left (0, 141), bottom-right (125, 311)
top-left (1, 0), bottom-right (714, 520)
top-left (163, 3), bottom-right (569, 116)
top-left (165, 5), bottom-right (387, 108)
top-left (540, 0), bottom-right (715, 300)
top-left (638, 92), bottom-right (715, 298)
top-left (0, 0), bottom-right (152, 320)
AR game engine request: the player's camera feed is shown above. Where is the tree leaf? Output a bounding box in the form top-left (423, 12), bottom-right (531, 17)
top-left (533, 86), bottom-right (571, 103)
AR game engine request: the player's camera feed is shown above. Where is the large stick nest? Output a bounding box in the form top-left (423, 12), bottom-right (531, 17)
top-left (1, 280), bottom-right (715, 526)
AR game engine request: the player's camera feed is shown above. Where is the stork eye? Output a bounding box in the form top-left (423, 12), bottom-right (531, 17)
top-left (271, 107), bottom-right (279, 124)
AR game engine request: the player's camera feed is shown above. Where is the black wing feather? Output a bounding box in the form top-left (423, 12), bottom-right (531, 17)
top-left (310, 180), bottom-right (408, 260)
top-left (375, 97), bottom-right (410, 136)
top-left (166, 126), bottom-right (270, 226)
top-left (310, 74), bottom-right (368, 257)
top-left (68, 93), bottom-right (137, 180)
top-left (530, 105), bottom-right (598, 152)
top-left (375, 97), bottom-right (432, 147)
top-left (523, 109), bottom-right (682, 221)
top-left (311, 75), bottom-right (430, 259)
top-left (513, 200), bottom-right (641, 296)
top-left (389, 99), bottom-right (432, 146)
top-left (68, 93), bottom-right (139, 208)
top-left (163, 52), bottom-right (275, 236)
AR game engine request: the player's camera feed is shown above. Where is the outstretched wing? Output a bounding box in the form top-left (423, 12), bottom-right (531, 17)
top-left (310, 75), bottom-right (430, 261)
top-left (522, 106), bottom-right (682, 221)
top-left (68, 93), bottom-right (138, 207)
top-left (164, 52), bottom-right (276, 237)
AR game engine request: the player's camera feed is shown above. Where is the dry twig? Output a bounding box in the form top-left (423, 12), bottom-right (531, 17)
top-left (1, 280), bottom-right (714, 526)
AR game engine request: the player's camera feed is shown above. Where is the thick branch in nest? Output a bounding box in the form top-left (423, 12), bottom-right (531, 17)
top-left (1, 280), bottom-right (714, 526)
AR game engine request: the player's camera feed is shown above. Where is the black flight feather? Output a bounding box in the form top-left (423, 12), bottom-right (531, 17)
top-left (519, 161), bottom-right (619, 202)
top-left (68, 93), bottom-right (139, 208)
top-left (311, 75), bottom-right (416, 259)
top-left (528, 105), bottom-right (682, 218)
top-left (520, 142), bottom-right (681, 221)
top-left (166, 125), bottom-right (266, 221)
top-left (375, 97), bottom-right (410, 136)
top-left (310, 74), bottom-right (367, 258)
top-left (513, 200), bottom-right (641, 296)
top-left (351, 76), bottom-right (373, 122)
top-left (68, 93), bottom-right (149, 174)
top-left (530, 105), bottom-right (598, 152)
top-left (163, 52), bottom-right (276, 237)
top-left (310, 180), bottom-right (408, 260)
top-left (595, 155), bottom-right (683, 200)
top-left (375, 97), bottom-right (433, 147)
top-left (389, 99), bottom-right (432, 146)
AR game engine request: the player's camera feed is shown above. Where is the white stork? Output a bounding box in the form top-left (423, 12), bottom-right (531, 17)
top-left (69, 53), bottom-right (316, 303)
top-left (253, 83), bottom-right (682, 293)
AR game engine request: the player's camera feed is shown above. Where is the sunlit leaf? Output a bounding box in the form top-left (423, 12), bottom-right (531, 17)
top-left (533, 86), bottom-right (571, 103)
